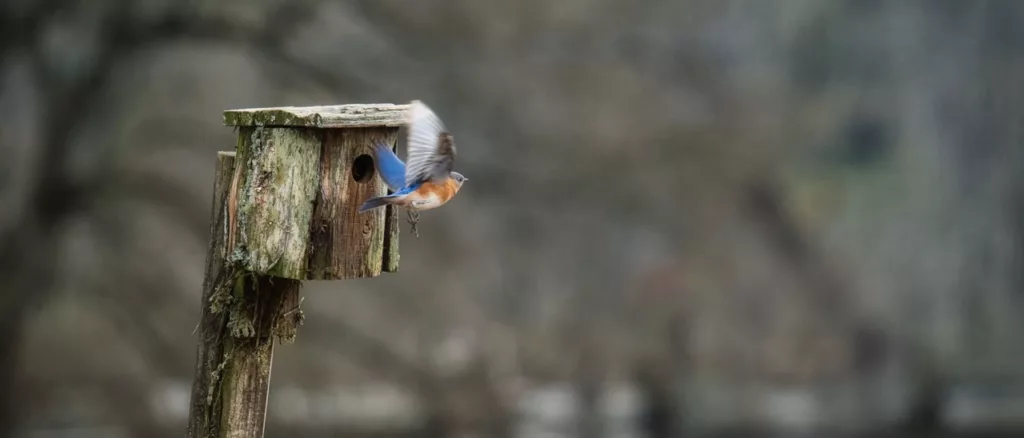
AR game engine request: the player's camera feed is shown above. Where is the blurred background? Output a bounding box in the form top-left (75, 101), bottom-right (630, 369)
top-left (2, 0), bottom-right (1024, 437)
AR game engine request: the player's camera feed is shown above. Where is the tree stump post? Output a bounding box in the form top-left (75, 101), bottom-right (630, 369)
top-left (186, 104), bottom-right (407, 438)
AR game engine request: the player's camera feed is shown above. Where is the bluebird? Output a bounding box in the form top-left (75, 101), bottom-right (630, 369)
top-left (359, 100), bottom-right (467, 235)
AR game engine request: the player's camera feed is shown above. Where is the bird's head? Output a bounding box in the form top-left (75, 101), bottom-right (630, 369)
top-left (450, 171), bottom-right (468, 190)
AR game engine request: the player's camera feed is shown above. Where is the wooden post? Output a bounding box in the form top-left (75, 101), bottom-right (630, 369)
top-left (186, 104), bottom-right (407, 438)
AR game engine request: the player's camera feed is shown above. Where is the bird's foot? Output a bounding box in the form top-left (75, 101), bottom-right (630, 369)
top-left (406, 209), bottom-right (420, 237)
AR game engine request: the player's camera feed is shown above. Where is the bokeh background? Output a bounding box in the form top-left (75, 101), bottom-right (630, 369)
top-left (3, 0), bottom-right (1024, 437)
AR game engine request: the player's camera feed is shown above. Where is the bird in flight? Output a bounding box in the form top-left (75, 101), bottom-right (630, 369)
top-left (359, 100), bottom-right (467, 236)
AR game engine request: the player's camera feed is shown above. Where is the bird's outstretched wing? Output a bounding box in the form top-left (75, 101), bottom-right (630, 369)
top-left (371, 142), bottom-right (406, 191)
top-left (404, 100), bottom-right (457, 187)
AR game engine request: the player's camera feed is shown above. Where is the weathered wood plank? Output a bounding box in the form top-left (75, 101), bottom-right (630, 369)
top-left (307, 127), bottom-right (399, 279)
top-left (381, 136), bottom-right (401, 273)
top-left (187, 151), bottom-right (236, 438)
top-left (223, 104), bottom-right (411, 128)
top-left (232, 126), bottom-right (322, 279)
top-left (382, 203), bottom-right (400, 272)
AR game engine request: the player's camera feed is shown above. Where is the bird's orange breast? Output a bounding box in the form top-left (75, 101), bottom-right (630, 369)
top-left (419, 178), bottom-right (459, 202)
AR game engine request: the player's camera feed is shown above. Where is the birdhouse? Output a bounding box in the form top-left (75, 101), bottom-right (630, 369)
top-left (221, 104), bottom-right (406, 280)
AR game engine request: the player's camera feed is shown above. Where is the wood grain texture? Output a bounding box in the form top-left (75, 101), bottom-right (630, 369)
top-left (307, 127), bottom-right (399, 279)
top-left (233, 126), bottom-right (322, 279)
top-left (382, 203), bottom-right (400, 272)
top-left (223, 104), bottom-right (411, 128)
top-left (187, 152), bottom-right (236, 438)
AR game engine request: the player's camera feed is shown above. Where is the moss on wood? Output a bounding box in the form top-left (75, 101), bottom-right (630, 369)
top-left (233, 126), bottom-right (322, 279)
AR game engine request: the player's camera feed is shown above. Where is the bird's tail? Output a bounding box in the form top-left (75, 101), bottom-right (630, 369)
top-left (359, 195), bottom-right (395, 212)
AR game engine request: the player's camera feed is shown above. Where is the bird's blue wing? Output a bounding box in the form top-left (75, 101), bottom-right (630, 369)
top-left (404, 100), bottom-right (457, 186)
top-left (371, 141), bottom-right (406, 192)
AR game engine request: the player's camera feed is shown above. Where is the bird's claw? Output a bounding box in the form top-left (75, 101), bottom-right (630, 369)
top-left (406, 210), bottom-right (420, 237)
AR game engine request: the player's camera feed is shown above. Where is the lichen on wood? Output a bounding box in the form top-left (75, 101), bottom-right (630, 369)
top-left (232, 126), bottom-right (323, 279)
top-left (223, 103), bottom-right (411, 128)
top-left (187, 152), bottom-right (237, 438)
top-left (273, 294), bottom-right (304, 344)
top-left (188, 150), bottom-right (309, 438)
top-left (215, 274), bottom-right (300, 435)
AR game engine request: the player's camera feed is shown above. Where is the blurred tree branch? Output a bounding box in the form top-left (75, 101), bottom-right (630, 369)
top-left (0, 0), bottom-right (363, 434)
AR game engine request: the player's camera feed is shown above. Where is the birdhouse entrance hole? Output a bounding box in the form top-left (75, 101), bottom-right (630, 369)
top-left (353, 154), bottom-right (374, 183)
